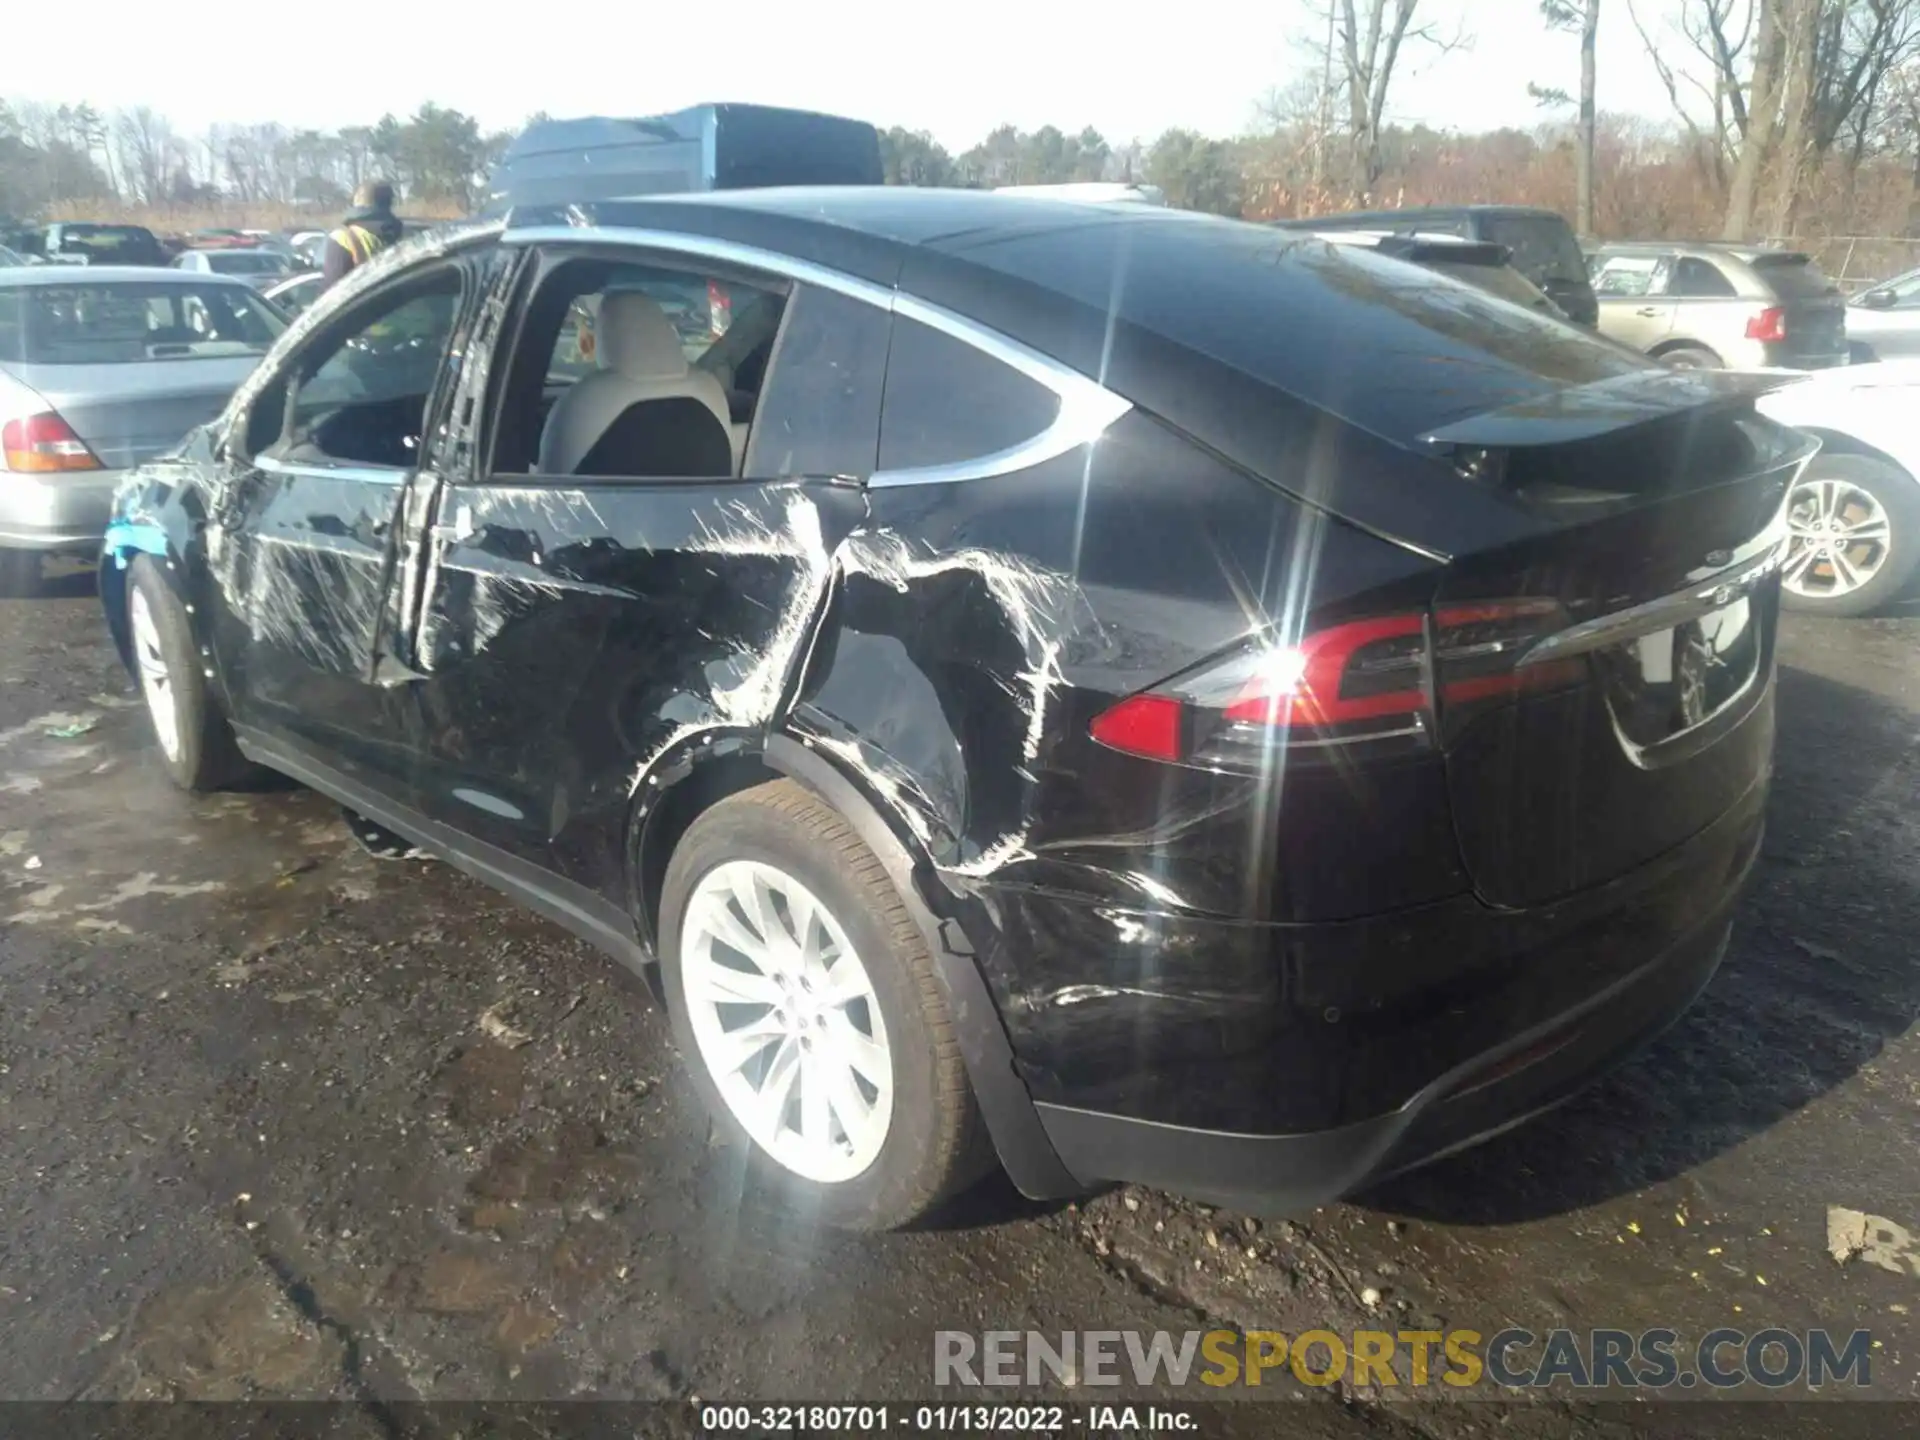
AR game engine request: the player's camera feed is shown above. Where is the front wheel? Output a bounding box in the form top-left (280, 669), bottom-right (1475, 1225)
top-left (659, 780), bottom-right (988, 1230)
top-left (126, 556), bottom-right (261, 790)
top-left (1781, 455), bottom-right (1920, 617)
top-left (1659, 344), bottom-right (1722, 370)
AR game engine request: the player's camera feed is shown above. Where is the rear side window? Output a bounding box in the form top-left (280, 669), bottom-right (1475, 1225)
top-left (1752, 254), bottom-right (1836, 299)
top-left (878, 317), bottom-right (1059, 472)
top-left (1669, 257), bottom-right (1737, 298)
top-left (746, 285), bottom-right (888, 478)
top-left (1592, 254), bottom-right (1668, 297)
top-left (1478, 214), bottom-right (1588, 284)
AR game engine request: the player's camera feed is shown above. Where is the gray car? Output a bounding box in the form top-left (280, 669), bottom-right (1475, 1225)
top-left (0, 267), bottom-right (285, 594)
top-left (1843, 262), bottom-right (1920, 362)
top-left (173, 247), bottom-right (296, 290)
top-left (1588, 242), bottom-right (1848, 370)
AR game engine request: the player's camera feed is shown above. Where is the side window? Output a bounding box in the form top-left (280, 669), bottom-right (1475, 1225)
top-left (261, 267), bottom-right (463, 469)
top-left (1592, 254), bottom-right (1669, 298)
top-left (744, 285), bottom-right (889, 478)
top-left (1670, 257), bottom-right (1737, 298)
top-left (486, 250), bottom-right (786, 482)
top-left (877, 317), bottom-right (1060, 473)
top-left (1890, 271), bottom-right (1920, 308)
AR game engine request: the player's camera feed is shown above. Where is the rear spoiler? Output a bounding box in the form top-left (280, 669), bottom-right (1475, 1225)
top-left (1418, 367), bottom-right (1807, 450)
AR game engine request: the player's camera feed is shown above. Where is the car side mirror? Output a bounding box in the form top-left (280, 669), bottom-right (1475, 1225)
top-left (1860, 288), bottom-right (1897, 310)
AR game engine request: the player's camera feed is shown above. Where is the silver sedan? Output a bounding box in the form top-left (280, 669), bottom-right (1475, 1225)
top-left (0, 267), bottom-right (285, 594)
top-left (1846, 263), bottom-right (1920, 362)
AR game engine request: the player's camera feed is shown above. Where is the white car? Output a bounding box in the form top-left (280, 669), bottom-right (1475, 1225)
top-left (1757, 358), bottom-right (1920, 615)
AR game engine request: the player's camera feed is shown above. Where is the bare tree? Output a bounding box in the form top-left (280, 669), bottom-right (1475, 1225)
top-left (113, 106), bottom-right (176, 206)
top-left (1335, 0), bottom-right (1465, 200)
top-left (1537, 0), bottom-right (1603, 234)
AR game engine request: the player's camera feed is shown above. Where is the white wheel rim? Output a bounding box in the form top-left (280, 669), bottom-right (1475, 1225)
top-left (680, 859), bottom-right (893, 1184)
top-left (129, 587), bottom-right (182, 762)
top-left (1784, 476), bottom-right (1893, 599)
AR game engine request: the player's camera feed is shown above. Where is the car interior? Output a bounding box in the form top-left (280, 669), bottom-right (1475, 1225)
top-left (488, 256), bottom-right (790, 480)
top-left (237, 253), bottom-right (794, 481)
top-left (244, 267), bottom-right (464, 469)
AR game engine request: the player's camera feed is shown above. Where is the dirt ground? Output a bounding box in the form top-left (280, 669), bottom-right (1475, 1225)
top-left (1, 566), bottom-right (1914, 1438)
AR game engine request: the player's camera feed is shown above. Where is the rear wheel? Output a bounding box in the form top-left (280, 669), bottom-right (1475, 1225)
top-left (0, 549), bottom-right (40, 598)
top-left (127, 556), bottom-right (260, 790)
top-left (1659, 344), bottom-right (1722, 370)
top-left (659, 780), bottom-right (987, 1230)
top-left (1781, 455), bottom-right (1920, 616)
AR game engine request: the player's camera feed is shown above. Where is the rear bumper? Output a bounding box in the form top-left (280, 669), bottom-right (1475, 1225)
top-left (989, 774), bottom-right (1766, 1213)
top-left (1036, 911), bottom-right (1731, 1214)
top-left (0, 469), bottom-right (123, 551)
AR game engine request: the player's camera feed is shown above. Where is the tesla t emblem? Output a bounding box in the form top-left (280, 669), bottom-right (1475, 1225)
top-left (1704, 549), bottom-right (1733, 568)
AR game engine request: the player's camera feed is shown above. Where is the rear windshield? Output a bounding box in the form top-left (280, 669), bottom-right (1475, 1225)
top-left (966, 218), bottom-right (1646, 448)
top-left (1752, 253), bottom-right (1837, 299)
top-left (1477, 213), bottom-right (1589, 286)
top-left (205, 251), bottom-right (288, 275)
top-left (0, 281), bottom-right (286, 364)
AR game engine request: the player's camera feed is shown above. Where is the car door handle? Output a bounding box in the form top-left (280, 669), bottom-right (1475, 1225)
top-left (1637, 306), bottom-right (1663, 317)
top-left (430, 503), bottom-right (474, 545)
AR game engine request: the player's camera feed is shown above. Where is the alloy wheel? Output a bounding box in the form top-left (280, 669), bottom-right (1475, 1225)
top-left (1784, 476), bottom-right (1893, 600)
top-left (680, 859), bottom-right (894, 1183)
top-left (129, 587), bottom-right (181, 762)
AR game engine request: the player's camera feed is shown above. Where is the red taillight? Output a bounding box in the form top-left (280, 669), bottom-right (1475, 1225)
top-left (2, 412), bottom-right (102, 473)
top-left (1090, 601), bottom-right (1579, 769)
top-left (708, 279), bottom-right (732, 338)
top-left (1089, 693), bottom-right (1185, 762)
top-left (1746, 306), bottom-right (1787, 344)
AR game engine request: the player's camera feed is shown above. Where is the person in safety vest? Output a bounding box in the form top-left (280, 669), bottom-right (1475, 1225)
top-left (320, 181), bottom-right (404, 289)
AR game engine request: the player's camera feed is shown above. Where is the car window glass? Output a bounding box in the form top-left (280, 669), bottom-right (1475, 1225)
top-left (1593, 255), bottom-right (1667, 298)
top-left (745, 284), bottom-right (888, 478)
top-left (1478, 214), bottom-right (1588, 284)
top-left (1752, 255), bottom-right (1836, 299)
top-left (1669, 257), bottom-right (1737, 298)
top-left (277, 269), bottom-right (463, 468)
top-left (877, 317), bottom-right (1060, 472)
top-left (1890, 270), bottom-right (1920, 307)
top-left (489, 253), bottom-right (785, 481)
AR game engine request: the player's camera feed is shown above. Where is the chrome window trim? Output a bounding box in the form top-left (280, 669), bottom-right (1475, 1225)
top-left (255, 451), bottom-right (409, 486)
top-left (500, 223), bottom-right (1132, 487)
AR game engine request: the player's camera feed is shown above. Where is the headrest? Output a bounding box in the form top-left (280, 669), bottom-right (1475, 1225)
top-left (596, 290), bottom-right (689, 381)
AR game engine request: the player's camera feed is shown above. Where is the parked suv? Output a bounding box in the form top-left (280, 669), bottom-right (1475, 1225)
top-left (1275, 205), bottom-right (1599, 326)
top-left (40, 223), bottom-right (169, 268)
top-left (103, 194), bottom-right (1806, 1228)
top-left (1588, 242), bottom-right (1848, 370)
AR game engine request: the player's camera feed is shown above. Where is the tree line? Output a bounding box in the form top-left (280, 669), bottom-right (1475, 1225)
top-left (0, 101), bottom-right (512, 218)
top-left (8, 1), bottom-right (1920, 251)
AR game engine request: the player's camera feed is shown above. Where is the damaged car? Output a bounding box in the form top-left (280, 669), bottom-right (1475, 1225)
top-left (102, 193), bottom-right (1813, 1228)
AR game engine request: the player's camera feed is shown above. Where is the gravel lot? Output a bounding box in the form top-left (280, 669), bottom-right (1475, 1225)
top-left (1, 567), bottom-right (1914, 1437)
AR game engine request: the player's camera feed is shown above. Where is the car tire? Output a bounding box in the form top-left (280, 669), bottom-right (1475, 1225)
top-left (126, 556), bottom-right (260, 790)
top-left (0, 548), bottom-right (41, 598)
top-left (1781, 454), bottom-right (1920, 617)
top-left (659, 779), bottom-right (988, 1230)
top-left (1659, 344), bottom-right (1722, 370)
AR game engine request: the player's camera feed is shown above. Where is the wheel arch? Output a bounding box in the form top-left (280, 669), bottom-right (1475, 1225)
top-left (1793, 426), bottom-right (1917, 484)
top-left (1650, 337), bottom-right (1723, 365)
top-left (628, 728), bottom-right (1081, 1200)
top-left (99, 519), bottom-right (190, 680)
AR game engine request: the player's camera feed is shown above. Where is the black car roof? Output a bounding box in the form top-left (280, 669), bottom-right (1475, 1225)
top-left (498, 187), bottom-right (1648, 556)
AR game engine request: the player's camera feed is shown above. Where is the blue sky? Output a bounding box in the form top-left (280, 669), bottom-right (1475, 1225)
top-left (7, 0), bottom-right (1689, 147)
